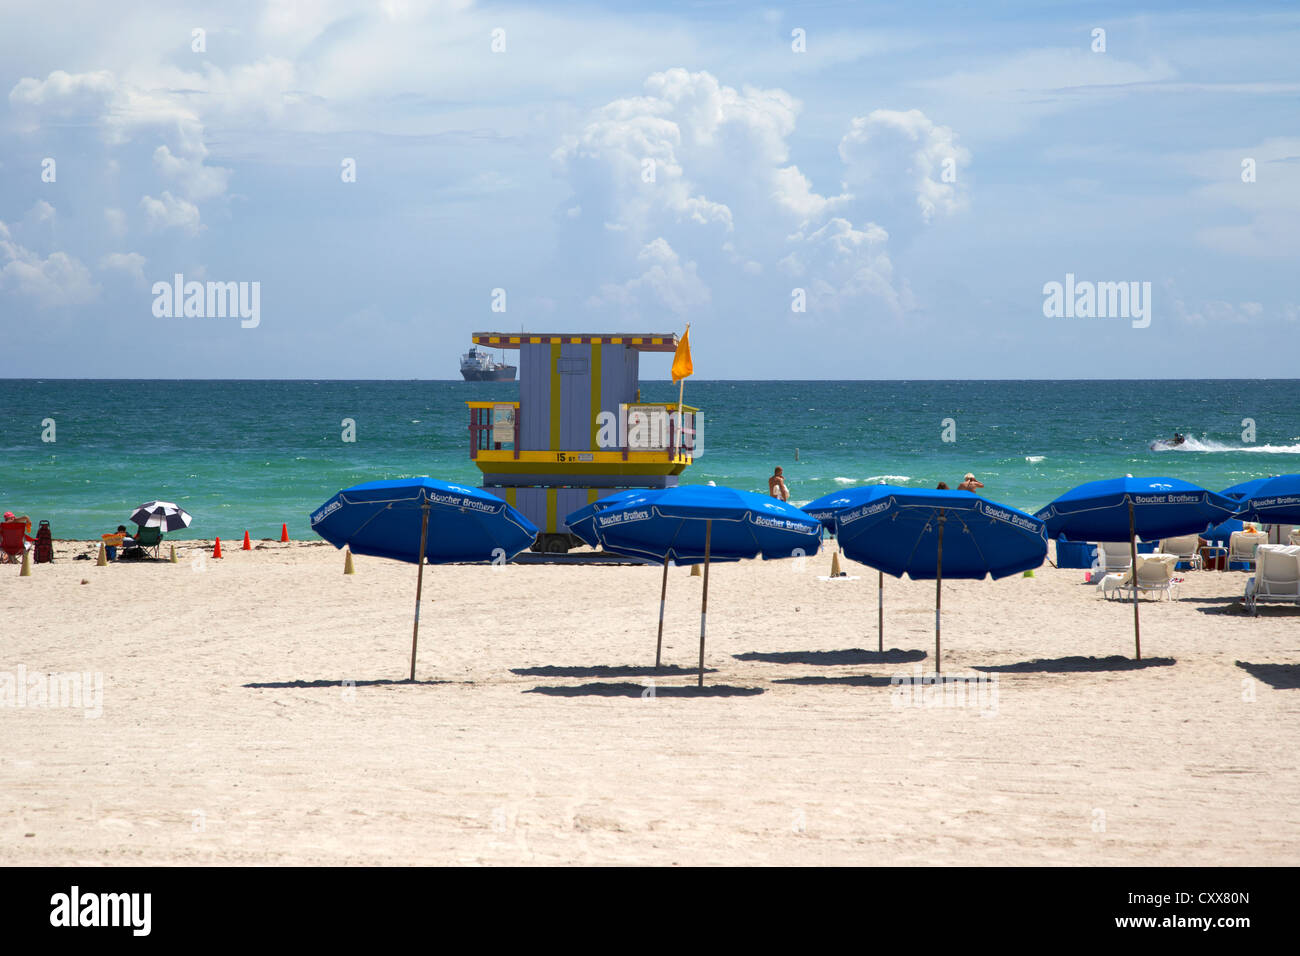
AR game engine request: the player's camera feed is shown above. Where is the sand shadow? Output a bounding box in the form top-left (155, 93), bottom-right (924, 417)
top-left (733, 648), bottom-right (926, 666)
top-left (772, 674), bottom-right (897, 687)
top-left (243, 678), bottom-right (452, 689)
top-left (1236, 661), bottom-right (1300, 690)
top-left (973, 655), bottom-right (1176, 673)
top-left (509, 664), bottom-right (715, 678)
top-left (525, 682), bottom-right (763, 698)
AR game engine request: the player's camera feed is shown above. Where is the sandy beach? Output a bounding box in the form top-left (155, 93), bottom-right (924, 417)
top-left (2, 539), bottom-right (1297, 866)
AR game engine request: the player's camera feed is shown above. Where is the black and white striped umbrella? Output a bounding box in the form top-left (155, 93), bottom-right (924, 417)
top-left (129, 501), bottom-right (193, 531)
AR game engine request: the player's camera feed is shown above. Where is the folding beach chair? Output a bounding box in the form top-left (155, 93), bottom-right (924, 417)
top-left (1244, 545), bottom-right (1300, 615)
top-left (1, 521), bottom-right (28, 563)
top-left (131, 525), bottom-right (163, 558)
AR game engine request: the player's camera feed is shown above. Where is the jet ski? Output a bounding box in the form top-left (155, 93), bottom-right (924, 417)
top-left (1149, 433), bottom-right (1186, 451)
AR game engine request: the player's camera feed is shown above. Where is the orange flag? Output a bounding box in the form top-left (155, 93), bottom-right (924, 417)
top-left (671, 325), bottom-right (693, 382)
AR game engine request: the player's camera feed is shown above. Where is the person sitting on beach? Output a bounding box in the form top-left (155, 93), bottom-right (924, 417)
top-left (3, 511), bottom-right (35, 544)
top-left (957, 473), bottom-right (984, 492)
top-left (116, 524), bottom-right (135, 548)
top-left (769, 466), bottom-right (789, 502)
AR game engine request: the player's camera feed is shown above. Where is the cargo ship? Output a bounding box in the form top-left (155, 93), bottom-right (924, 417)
top-left (460, 346), bottom-right (516, 381)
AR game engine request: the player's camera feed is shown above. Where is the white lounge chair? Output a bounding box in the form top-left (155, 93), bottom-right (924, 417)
top-left (1103, 553), bottom-right (1180, 601)
top-left (1229, 531), bottom-right (1267, 570)
top-left (1244, 545), bottom-right (1300, 615)
top-left (1158, 533), bottom-right (1202, 571)
top-left (1097, 541), bottom-right (1135, 574)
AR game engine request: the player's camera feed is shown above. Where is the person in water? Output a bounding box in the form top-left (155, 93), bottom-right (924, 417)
top-left (958, 473), bottom-right (984, 492)
top-left (1173, 433), bottom-right (1185, 446)
top-left (769, 466), bottom-right (789, 502)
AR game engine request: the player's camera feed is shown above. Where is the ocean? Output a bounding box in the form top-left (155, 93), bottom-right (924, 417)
top-left (2, 379), bottom-right (1297, 540)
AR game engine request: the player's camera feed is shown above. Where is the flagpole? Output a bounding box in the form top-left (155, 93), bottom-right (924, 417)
top-left (676, 324), bottom-right (688, 458)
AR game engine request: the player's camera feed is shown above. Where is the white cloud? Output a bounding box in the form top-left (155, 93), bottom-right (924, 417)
top-left (557, 69), bottom-right (951, 317)
top-left (11, 69), bottom-right (232, 205)
top-left (100, 252), bottom-right (147, 284)
top-left (589, 238), bottom-right (711, 316)
top-left (1185, 137), bottom-right (1300, 258)
top-left (0, 220), bottom-right (99, 307)
top-left (105, 208), bottom-right (128, 238)
top-left (840, 109), bottom-right (970, 222)
top-left (140, 192), bottom-right (202, 235)
top-left (29, 200), bottom-right (56, 224)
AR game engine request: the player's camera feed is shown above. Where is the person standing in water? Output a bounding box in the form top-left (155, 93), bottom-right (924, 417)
top-left (958, 472), bottom-right (984, 492)
top-left (769, 467), bottom-right (789, 502)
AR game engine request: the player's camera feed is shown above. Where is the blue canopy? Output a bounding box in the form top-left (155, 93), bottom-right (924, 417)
top-left (831, 486), bottom-right (1047, 580)
top-left (1234, 473), bottom-right (1300, 525)
top-left (590, 484), bottom-right (823, 565)
top-left (803, 489), bottom-right (863, 531)
top-left (1221, 477), bottom-right (1273, 501)
top-left (310, 477), bottom-right (538, 564)
top-left (1204, 517), bottom-right (1245, 544)
top-left (1034, 476), bottom-right (1239, 541)
top-left (564, 489), bottom-right (664, 550)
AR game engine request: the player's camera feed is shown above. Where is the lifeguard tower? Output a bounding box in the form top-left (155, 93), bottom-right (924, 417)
top-left (465, 332), bottom-right (699, 552)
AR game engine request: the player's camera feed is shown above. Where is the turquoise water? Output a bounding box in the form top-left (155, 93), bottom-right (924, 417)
top-left (2, 379), bottom-right (1297, 539)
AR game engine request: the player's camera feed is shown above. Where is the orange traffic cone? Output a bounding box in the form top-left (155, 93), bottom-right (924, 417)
top-left (213, 537), bottom-right (223, 559)
top-left (242, 530), bottom-right (252, 551)
top-left (280, 522), bottom-right (289, 543)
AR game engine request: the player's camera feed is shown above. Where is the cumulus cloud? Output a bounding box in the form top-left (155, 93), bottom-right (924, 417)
top-left (29, 200), bottom-right (57, 224)
top-left (0, 220), bottom-right (99, 307)
top-left (105, 208), bottom-right (128, 238)
top-left (840, 109), bottom-right (970, 223)
top-left (153, 145), bottom-right (231, 202)
top-left (10, 68), bottom-right (233, 205)
top-left (141, 192), bottom-right (202, 235)
top-left (100, 252), bottom-right (147, 284)
top-left (588, 238), bottom-right (710, 316)
top-left (558, 69), bottom-right (960, 319)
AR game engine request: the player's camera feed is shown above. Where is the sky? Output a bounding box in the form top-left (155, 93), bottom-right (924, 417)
top-left (0, 0), bottom-right (1296, 379)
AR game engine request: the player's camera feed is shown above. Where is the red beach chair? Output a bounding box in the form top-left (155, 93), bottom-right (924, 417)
top-left (0, 521), bottom-right (27, 563)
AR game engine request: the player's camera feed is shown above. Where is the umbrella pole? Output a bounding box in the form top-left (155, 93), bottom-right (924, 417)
top-left (936, 510), bottom-right (945, 674)
top-left (1129, 500), bottom-right (1141, 661)
top-left (409, 502), bottom-right (431, 682)
top-left (698, 520), bottom-right (712, 687)
top-left (656, 556), bottom-right (669, 667)
top-left (878, 570), bottom-right (884, 654)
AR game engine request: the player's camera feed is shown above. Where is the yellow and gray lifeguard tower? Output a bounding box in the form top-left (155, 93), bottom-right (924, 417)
top-left (465, 332), bottom-right (699, 552)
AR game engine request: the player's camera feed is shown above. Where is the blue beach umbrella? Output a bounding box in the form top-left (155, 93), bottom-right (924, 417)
top-left (310, 477), bottom-right (539, 680)
top-left (1233, 473), bottom-right (1300, 525)
top-left (828, 487), bottom-right (1047, 671)
top-left (584, 485), bottom-right (823, 685)
top-left (1220, 477), bottom-right (1273, 502)
top-left (565, 489), bottom-right (664, 550)
top-left (1034, 476), bottom-right (1238, 659)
